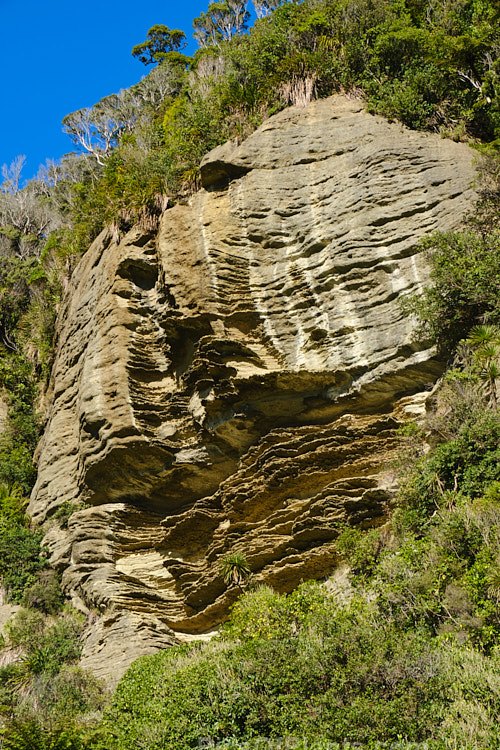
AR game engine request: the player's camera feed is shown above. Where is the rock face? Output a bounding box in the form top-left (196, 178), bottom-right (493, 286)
top-left (29, 96), bottom-right (476, 681)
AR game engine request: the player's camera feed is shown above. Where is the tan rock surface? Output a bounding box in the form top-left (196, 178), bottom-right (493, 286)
top-left (0, 589), bottom-right (19, 638)
top-left (29, 95), bottom-right (476, 679)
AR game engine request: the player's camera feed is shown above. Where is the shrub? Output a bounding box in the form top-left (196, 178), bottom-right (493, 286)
top-left (335, 525), bottom-right (381, 579)
top-left (25, 667), bottom-right (108, 719)
top-left (404, 229), bottom-right (500, 352)
top-left (219, 551), bottom-right (251, 588)
top-left (5, 609), bottom-right (85, 675)
top-left (98, 583), bottom-right (468, 748)
top-left (0, 525), bottom-right (48, 603)
top-left (1, 716), bottom-right (91, 750)
top-left (53, 502), bottom-right (89, 530)
top-left (21, 570), bottom-right (63, 615)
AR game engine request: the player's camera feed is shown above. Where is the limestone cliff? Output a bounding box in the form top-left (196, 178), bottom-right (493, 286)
top-left (29, 95), bottom-right (476, 681)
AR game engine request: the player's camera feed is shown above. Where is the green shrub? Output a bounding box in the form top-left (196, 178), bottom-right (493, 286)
top-left (0, 483), bottom-right (27, 526)
top-left (0, 354), bottom-right (39, 493)
top-left (0, 525), bottom-right (48, 603)
top-left (5, 608), bottom-right (46, 648)
top-left (53, 502), bottom-right (89, 530)
top-left (21, 570), bottom-right (63, 615)
top-left (98, 590), bottom-right (458, 748)
top-left (1, 716), bottom-right (91, 750)
top-left (5, 609), bottom-right (85, 675)
top-left (404, 229), bottom-right (500, 352)
top-left (25, 667), bottom-right (107, 719)
top-left (221, 581), bottom-right (324, 641)
top-left (335, 525), bottom-right (381, 579)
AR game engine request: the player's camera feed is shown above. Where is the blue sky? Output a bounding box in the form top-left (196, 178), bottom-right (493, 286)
top-left (0, 0), bottom-right (211, 181)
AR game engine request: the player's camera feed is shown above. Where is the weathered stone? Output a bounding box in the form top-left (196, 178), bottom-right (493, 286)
top-left (29, 95), bottom-right (476, 680)
top-left (78, 610), bottom-right (179, 686)
top-left (0, 589), bottom-right (19, 639)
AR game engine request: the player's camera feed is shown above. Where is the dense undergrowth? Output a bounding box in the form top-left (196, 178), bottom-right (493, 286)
top-left (0, 0), bottom-right (500, 747)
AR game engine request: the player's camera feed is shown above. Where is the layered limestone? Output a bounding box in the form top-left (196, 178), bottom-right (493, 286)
top-left (29, 95), bottom-right (476, 680)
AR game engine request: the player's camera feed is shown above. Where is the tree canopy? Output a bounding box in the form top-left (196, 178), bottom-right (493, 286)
top-left (131, 25), bottom-right (187, 66)
top-left (193, 0), bottom-right (250, 47)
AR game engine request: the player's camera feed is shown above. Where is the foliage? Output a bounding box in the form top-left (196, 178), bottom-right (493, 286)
top-left (0, 524), bottom-right (47, 604)
top-left (466, 323), bottom-right (500, 407)
top-left (0, 2), bottom-right (499, 748)
top-left (131, 25), bottom-right (187, 66)
top-left (335, 525), bottom-right (381, 579)
top-left (96, 576), bottom-right (500, 749)
top-left (93, 302), bottom-right (500, 747)
top-left (33, 666), bottom-right (107, 718)
top-left (35, 0), bottom-right (499, 259)
top-left (403, 229), bottom-right (500, 351)
top-left (1, 716), bottom-right (94, 750)
top-left (193, 0), bottom-right (250, 48)
top-left (219, 551), bottom-right (251, 588)
top-left (221, 581), bottom-right (325, 640)
top-left (97, 596), bottom-right (446, 749)
top-left (0, 257), bottom-right (37, 350)
top-left (62, 92), bottom-right (138, 166)
top-left (5, 609), bottom-right (84, 675)
top-left (0, 482), bottom-right (27, 526)
top-left (21, 570), bottom-right (64, 615)
top-left (0, 602), bottom-right (106, 747)
top-left (53, 501), bottom-right (90, 530)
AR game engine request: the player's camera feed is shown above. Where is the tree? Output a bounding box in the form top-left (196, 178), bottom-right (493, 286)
top-left (193, 0), bottom-right (250, 48)
top-left (132, 25), bottom-right (187, 66)
top-left (252, 0), bottom-right (286, 19)
top-left (486, 557), bottom-right (500, 616)
top-left (1, 155), bottom-right (26, 195)
top-left (62, 91), bottom-right (138, 165)
top-left (1, 157), bottom-right (63, 260)
top-left (133, 57), bottom-right (189, 110)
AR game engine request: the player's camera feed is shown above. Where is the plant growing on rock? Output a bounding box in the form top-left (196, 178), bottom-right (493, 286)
top-left (219, 551), bottom-right (251, 589)
top-left (466, 324), bottom-right (500, 409)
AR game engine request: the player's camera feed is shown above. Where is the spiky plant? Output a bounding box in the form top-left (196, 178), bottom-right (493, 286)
top-left (219, 551), bottom-right (251, 590)
top-left (466, 325), bottom-right (500, 409)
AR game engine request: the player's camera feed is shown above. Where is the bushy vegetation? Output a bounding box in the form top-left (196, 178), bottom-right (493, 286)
top-left (0, 483), bottom-right (47, 603)
top-left (0, 601), bottom-right (108, 746)
top-left (0, 483), bottom-right (106, 747)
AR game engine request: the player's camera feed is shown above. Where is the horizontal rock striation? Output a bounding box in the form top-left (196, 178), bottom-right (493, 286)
top-left (29, 95), bottom-right (476, 679)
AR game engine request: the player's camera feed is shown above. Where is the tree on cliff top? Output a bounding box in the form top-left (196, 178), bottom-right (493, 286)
top-left (193, 0), bottom-right (250, 47)
top-left (131, 25), bottom-right (187, 66)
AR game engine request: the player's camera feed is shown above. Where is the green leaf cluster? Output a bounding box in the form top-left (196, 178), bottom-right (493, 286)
top-left (0, 606), bottom-right (107, 748)
top-left (131, 25), bottom-right (187, 66)
top-left (404, 228), bottom-right (500, 351)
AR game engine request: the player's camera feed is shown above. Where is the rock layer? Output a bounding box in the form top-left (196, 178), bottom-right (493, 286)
top-left (30, 95), bottom-right (476, 680)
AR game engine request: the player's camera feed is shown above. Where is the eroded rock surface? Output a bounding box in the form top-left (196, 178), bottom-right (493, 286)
top-left (29, 96), bottom-right (476, 679)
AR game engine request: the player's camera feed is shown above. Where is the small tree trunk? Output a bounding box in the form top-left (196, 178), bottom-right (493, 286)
top-left (489, 369), bottom-right (498, 411)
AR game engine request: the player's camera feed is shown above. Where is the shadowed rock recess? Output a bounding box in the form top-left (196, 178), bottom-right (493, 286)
top-left (29, 96), bottom-right (476, 681)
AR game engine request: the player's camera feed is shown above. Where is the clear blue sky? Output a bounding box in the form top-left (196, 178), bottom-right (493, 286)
top-left (0, 0), bottom-right (210, 181)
